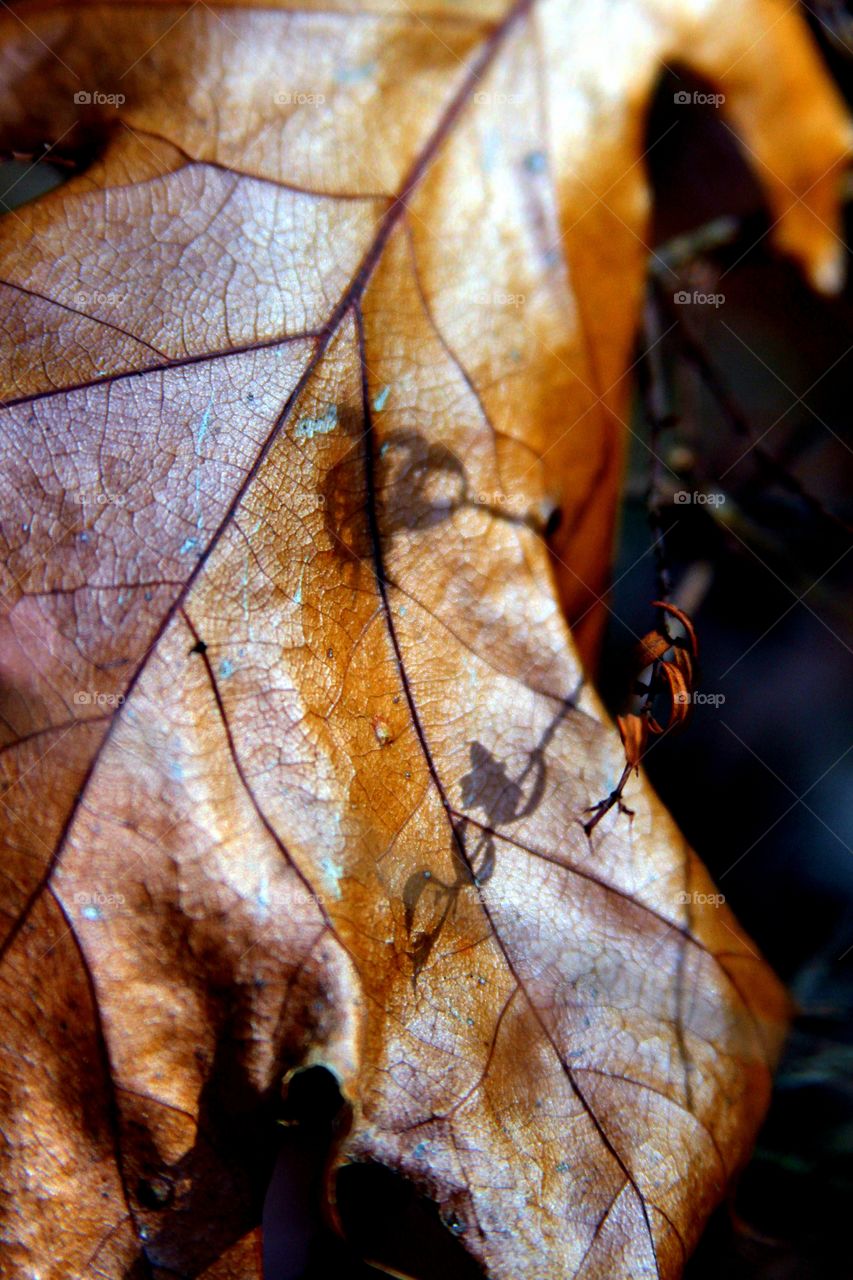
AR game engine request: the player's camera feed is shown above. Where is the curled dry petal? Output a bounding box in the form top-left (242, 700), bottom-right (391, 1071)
top-left (617, 712), bottom-right (649, 771)
top-left (652, 600), bottom-right (700, 660)
top-left (656, 660), bottom-right (693, 731)
top-left (633, 628), bottom-right (676, 670)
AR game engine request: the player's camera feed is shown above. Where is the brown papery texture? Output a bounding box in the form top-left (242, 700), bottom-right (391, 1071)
top-left (0, 2), bottom-right (849, 1277)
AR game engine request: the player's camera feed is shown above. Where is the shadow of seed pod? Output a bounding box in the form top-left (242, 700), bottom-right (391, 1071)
top-left (376, 430), bottom-right (469, 533)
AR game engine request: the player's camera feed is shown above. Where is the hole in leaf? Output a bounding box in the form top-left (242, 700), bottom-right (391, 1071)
top-left (334, 1163), bottom-right (485, 1280)
top-left (280, 1062), bottom-right (349, 1132)
top-left (0, 118), bottom-right (117, 217)
top-left (0, 157), bottom-right (68, 216)
top-left (263, 1065), bottom-right (350, 1279)
top-left (263, 1066), bottom-right (485, 1278)
top-left (543, 504), bottom-right (563, 538)
top-left (643, 64), bottom-right (768, 244)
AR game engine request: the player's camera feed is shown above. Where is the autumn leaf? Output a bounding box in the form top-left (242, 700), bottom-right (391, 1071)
top-left (0, 1), bottom-right (848, 1277)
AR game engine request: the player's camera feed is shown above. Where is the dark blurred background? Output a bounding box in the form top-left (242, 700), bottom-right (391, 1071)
top-left (603, 7), bottom-right (853, 1274)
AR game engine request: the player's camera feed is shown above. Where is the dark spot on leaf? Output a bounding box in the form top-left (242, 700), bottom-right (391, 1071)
top-left (137, 1173), bottom-right (174, 1210)
top-left (336, 1163), bottom-right (483, 1278)
top-left (377, 429), bottom-right (469, 532)
top-left (544, 504), bottom-right (563, 538)
top-left (281, 1064), bottom-right (347, 1135)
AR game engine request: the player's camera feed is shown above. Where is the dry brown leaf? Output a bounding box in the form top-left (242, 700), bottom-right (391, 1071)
top-left (0, 2), bottom-right (849, 1277)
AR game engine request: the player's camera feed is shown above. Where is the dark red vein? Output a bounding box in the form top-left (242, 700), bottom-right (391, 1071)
top-left (0, 328), bottom-right (322, 409)
top-left (180, 608), bottom-right (346, 949)
top-left (44, 884), bottom-right (154, 1276)
top-left (121, 124), bottom-right (390, 201)
top-left (1, 277), bottom-right (167, 357)
top-left (354, 303), bottom-right (662, 1278)
top-left (2, 0), bottom-right (536, 976)
top-left (456, 811), bottom-right (773, 1071)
